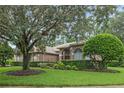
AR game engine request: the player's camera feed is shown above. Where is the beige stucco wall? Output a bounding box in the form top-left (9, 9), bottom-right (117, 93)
top-left (15, 53), bottom-right (59, 62)
top-left (58, 45), bottom-right (83, 60)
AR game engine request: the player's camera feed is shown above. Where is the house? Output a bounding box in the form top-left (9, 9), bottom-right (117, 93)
top-left (14, 46), bottom-right (59, 62)
top-left (14, 41), bottom-right (90, 62)
top-left (56, 41), bottom-right (85, 61)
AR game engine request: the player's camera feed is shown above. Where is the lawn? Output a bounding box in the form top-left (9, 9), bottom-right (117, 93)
top-left (1, 67), bottom-right (124, 87)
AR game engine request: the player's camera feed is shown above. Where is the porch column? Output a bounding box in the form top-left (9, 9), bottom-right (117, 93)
top-left (70, 47), bottom-right (74, 60)
top-left (59, 50), bottom-right (63, 61)
top-left (63, 51), bottom-right (65, 60)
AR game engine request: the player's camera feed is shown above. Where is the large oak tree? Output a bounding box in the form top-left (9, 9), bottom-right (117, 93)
top-left (0, 5), bottom-right (87, 70)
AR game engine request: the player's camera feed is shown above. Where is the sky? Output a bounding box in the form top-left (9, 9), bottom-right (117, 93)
top-left (117, 5), bottom-right (124, 12)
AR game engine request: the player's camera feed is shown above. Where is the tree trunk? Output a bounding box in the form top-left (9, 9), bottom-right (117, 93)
top-left (23, 53), bottom-right (30, 70)
top-left (93, 61), bottom-right (107, 71)
top-left (98, 61), bottom-right (107, 70)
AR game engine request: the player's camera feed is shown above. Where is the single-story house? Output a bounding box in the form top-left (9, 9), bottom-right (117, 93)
top-left (14, 41), bottom-right (90, 62)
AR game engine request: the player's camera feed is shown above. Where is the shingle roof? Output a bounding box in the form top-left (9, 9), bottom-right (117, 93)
top-left (45, 46), bottom-right (59, 54)
top-left (32, 41), bottom-right (85, 54)
top-left (55, 41), bottom-right (85, 49)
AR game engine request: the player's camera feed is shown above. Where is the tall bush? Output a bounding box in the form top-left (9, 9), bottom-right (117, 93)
top-left (83, 33), bottom-right (124, 70)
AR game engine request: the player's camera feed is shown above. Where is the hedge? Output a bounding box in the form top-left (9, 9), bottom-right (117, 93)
top-left (11, 60), bottom-right (123, 68)
top-left (62, 60), bottom-right (124, 69)
top-left (108, 60), bottom-right (123, 67)
top-left (61, 60), bottom-right (93, 70)
top-left (12, 61), bottom-right (56, 67)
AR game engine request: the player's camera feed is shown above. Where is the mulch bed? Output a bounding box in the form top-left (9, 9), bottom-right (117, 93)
top-left (6, 69), bottom-right (45, 76)
top-left (83, 69), bottom-right (120, 73)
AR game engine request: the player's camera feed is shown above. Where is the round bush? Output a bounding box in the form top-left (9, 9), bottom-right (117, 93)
top-left (53, 62), bottom-right (65, 70)
top-left (83, 33), bottom-right (124, 70)
top-left (71, 65), bottom-right (78, 70)
top-left (65, 65), bottom-right (72, 70)
top-left (53, 64), bottom-right (59, 69)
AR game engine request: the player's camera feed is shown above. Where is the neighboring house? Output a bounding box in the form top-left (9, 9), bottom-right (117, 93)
top-left (14, 41), bottom-right (90, 62)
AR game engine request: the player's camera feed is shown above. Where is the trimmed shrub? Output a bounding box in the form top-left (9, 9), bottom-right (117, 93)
top-left (53, 64), bottom-right (59, 69)
top-left (62, 60), bottom-right (93, 70)
top-left (12, 62), bottom-right (23, 66)
top-left (53, 61), bottom-right (79, 70)
top-left (29, 62), bottom-right (40, 67)
top-left (65, 65), bottom-right (72, 70)
top-left (38, 63), bottom-right (47, 68)
top-left (83, 33), bottom-right (124, 70)
top-left (53, 61), bottom-right (65, 70)
top-left (12, 61), bottom-right (55, 67)
top-left (71, 65), bottom-right (78, 70)
top-left (120, 64), bottom-right (124, 67)
top-left (108, 60), bottom-right (122, 67)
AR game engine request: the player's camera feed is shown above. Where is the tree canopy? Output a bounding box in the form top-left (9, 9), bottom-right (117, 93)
top-left (110, 12), bottom-right (124, 43)
top-left (59, 5), bottom-right (117, 43)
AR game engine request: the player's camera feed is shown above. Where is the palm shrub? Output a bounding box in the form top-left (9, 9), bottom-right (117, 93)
top-left (83, 33), bottom-right (124, 70)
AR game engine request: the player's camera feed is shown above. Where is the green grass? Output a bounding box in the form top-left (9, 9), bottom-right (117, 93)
top-left (1, 67), bottom-right (124, 87)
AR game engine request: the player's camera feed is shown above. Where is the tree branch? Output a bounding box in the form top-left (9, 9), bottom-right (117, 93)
top-left (27, 38), bottom-right (39, 52)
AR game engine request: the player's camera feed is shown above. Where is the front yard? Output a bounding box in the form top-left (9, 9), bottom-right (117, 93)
top-left (0, 67), bottom-right (124, 87)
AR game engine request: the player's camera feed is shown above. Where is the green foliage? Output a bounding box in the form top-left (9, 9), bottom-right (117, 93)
top-left (91, 6), bottom-right (117, 33)
top-left (12, 61), bottom-right (55, 67)
top-left (29, 62), bottom-right (41, 67)
top-left (65, 65), bottom-right (72, 70)
top-left (6, 59), bottom-right (13, 66)
top-left (53, 64), bottom-right (58, 69)
top-left (12, 62), bottom-right (23, 66)
top-left (38, 63), bottom-right (54, 68)
top-left (0, 43), bottom-right (14, 66)
top-left (53, 61), bottom-right (79, 70)
top-left (53, 61), bottom-right (65, 70)
top-left (108, 60), bottom-right (122, 67)
top-left (64, 6), bottom-right (117, 42)
top-left (110, 12), bottom-right (124, 43)
top-left (83, 33), bottom-right (124, 70)
top-left (38, 63), bottom-right (47, 67)
top-left (120, 64), bottom-right (124, 67)
top-left (62, 60), bottom-right (93, 70)
top-left (71, 65), bottom-right (78, 70)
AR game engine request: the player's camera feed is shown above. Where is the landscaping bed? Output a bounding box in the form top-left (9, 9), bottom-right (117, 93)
top-left (6, 69), bottom-right (45, 76)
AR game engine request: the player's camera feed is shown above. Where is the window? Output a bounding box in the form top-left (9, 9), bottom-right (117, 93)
top-left (74, 49), bottom-right (82, 60)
